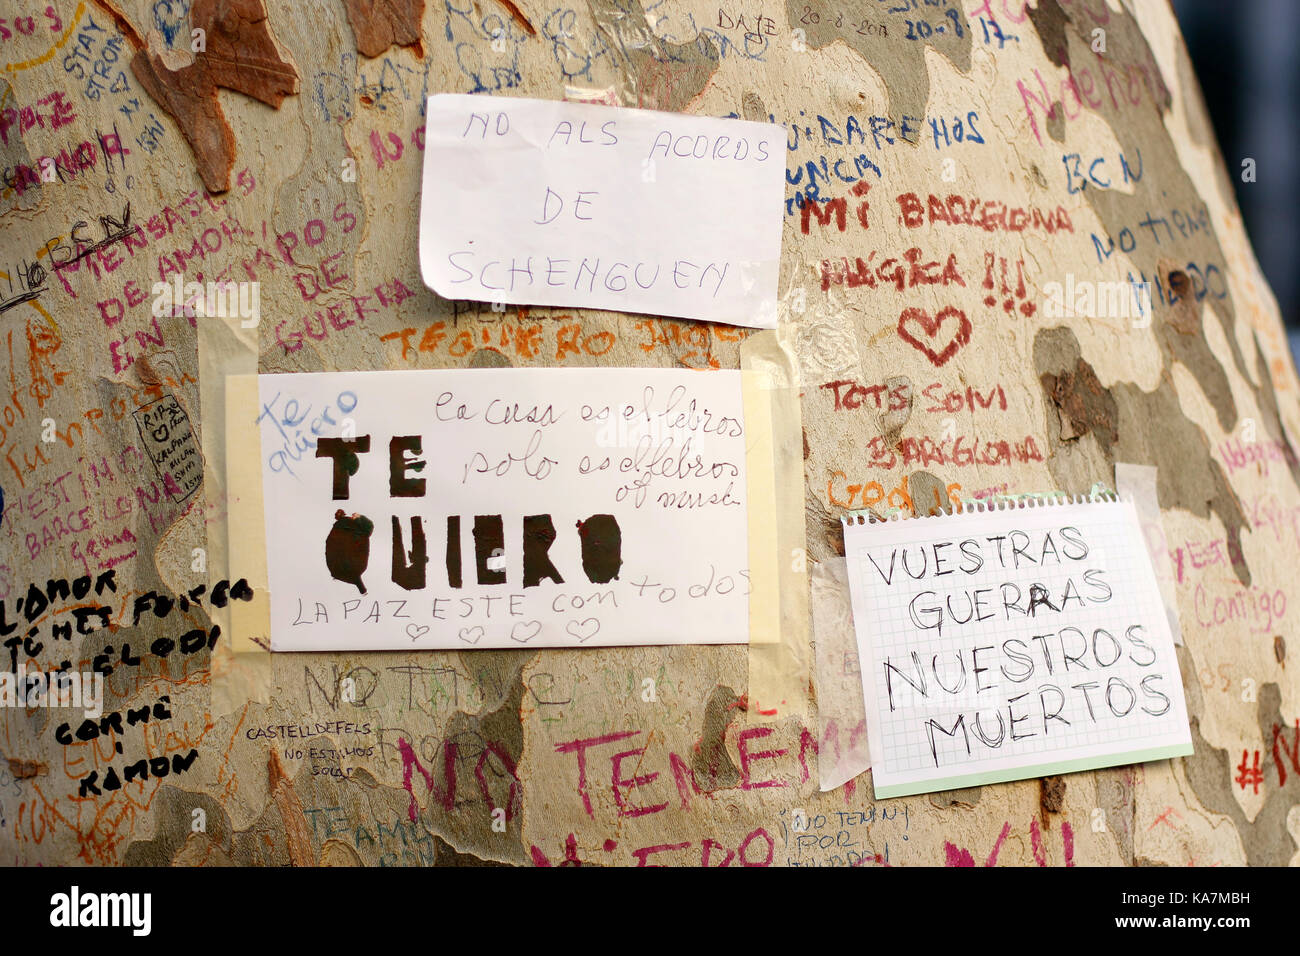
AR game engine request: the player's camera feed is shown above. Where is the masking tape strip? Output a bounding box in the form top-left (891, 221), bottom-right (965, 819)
top-left (1115, 463), bottom-right (1184, 646)
top-left (811, 557), bottom-right (871, 790)
top-left (224, 374), bottom-right (272, 654)
top-left (197, 318), bottom-right (271, 714)
top-left (741, 330), bottom-right (809, 720)
top-left (743, 367), bottom-right (779, 646)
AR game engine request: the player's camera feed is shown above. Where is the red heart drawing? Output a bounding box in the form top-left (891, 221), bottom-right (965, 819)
top-left (897, 306), bottom-right (972, 367)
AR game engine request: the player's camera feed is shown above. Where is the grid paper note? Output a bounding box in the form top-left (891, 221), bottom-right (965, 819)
top-left (842, 497), bottom-right (1193, 799)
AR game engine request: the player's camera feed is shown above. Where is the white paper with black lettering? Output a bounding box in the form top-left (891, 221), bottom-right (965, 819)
top-left (842, 499), bottom-right (1193, 799)
top-left (258, 368), bottom-right (751, 650)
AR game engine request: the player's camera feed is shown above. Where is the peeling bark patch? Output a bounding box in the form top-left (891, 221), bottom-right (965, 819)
top-left (268, 747), bottom-right (315, 865)
top-left (1034, 327), bottom-right (1252, 585)
top-left (1151, 258), bottom-right (1237, 432)
top-left (1027, 0), bottom-right (1170, 115)
top-left (880, 375), bottom-right (913, 446)
top-left (1039, 774), bottom-right (1066, 816)
top-left (434, 834), bottom-right (512, 865)
top-left (1160, 263), bottom-right (1202, 338)
top-left (0, 79), bottom-right (41, 215)
top-left (827, 515), bottom-right (845, 556)
top-left (6, 757), bottom-right (46, 779)
top-left (469, 347), bottom-right (512, 369)
top-left (1095, 770), bottom-right (1134, 864)
top-left (128, 54), bottom-right (232, 192)
top-left (1165, 271), bottom-right (1195, 329)
top-left (1038, 355), bottom-right (1118, 452)
top-left (908, 470), bottom-right (948, 517)
top-left (691, 685), bottom-right (743, 790)
top-left (1045, 106), bottom-right (1065, 144)
top-left (495, 0), bottom-right (536, 37)
top-left (808, 494), bottom-right (846, 558)
top-left (123, 787), bottom-right (232, 865)
top-left (319, 839), bottom-right (363, 866)
top-left (784, 0), bottom-right (971, 123)
top-left (1028, 0), bottom-right (1071, 70)
top-left (1113, 380), bottom-right (1252, 586)
top-left (1184, 680), bottom-right (1299, 866)
top-left (588, 0), bottom-right (719, 112)
top-left (928, 785), bottom-right (980, 809)
top-left (343, 0), bottom-right (427, 57)
top-left (224, 764), bottom-right (439, 867)
top-left (130, 0), bottom-right (299, 193)
top-left (394, 655), bottom-right (528, 865)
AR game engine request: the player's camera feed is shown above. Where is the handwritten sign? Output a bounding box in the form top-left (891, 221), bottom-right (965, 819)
top-left (842, 498), bottom-right (1193, 798)
top-left (258, 368), bottom-right (752, 650)
top-left (133, 395), bottom-right (201, 503)
top-left (418, 94), bottom-right (784, 328)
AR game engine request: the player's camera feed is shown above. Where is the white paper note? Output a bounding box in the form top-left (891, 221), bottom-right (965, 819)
top-left (257, 368), bottom-right (751, 650)
top-left (418, 94), bottom-right (784, 328)
top-left (842, 498), bottom-right (1193, 799)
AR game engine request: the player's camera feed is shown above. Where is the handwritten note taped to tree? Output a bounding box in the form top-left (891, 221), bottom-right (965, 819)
top-left (133, 395), bottom-right (201, 503)
top-left (258, 368), bottom-right (752, 650)
top-left (842, 499), bottom-right (1193, 799)
top-left (418, 94), bottom-right (784, 328)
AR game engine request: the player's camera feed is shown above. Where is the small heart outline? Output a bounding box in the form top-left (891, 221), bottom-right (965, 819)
top-left (565, 617), bottom-right (600, 642)
top-left (510, 620), bottom-right (542, 643)
top-left (897, 305), bottom-right (971, 367)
